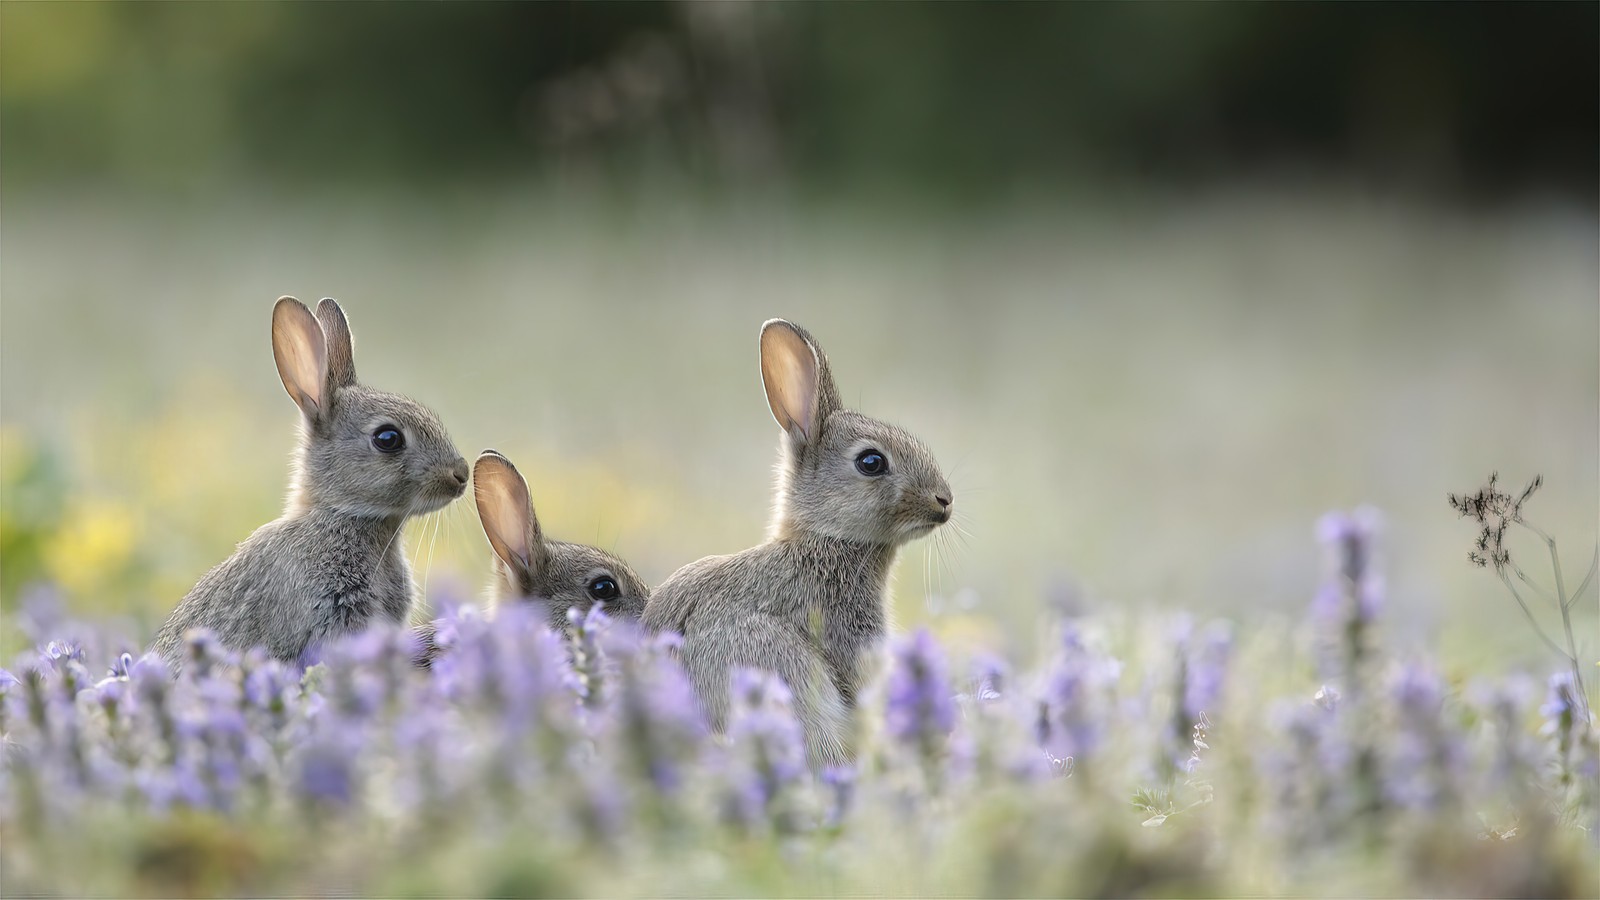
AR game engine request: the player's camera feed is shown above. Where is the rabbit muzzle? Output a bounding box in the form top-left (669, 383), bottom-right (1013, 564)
top-left (416, 460), bottom-right (470, 512)
top-left (895, 491), bottom-right (953, 540)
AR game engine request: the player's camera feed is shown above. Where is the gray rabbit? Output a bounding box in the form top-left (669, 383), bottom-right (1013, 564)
top-left (643, 319), bottom-right (952, 766)
top-left (153, 297), bottom-right (468, 671)
top-left (412, 449), bottom-right (649, 666)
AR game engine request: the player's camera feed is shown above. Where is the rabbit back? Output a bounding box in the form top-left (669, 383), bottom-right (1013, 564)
top-left (154, 508), bottom-right (415, 669)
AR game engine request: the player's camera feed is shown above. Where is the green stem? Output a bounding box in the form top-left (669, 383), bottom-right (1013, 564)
top-left (1510, 563), bottom-right (1559, 606)
top-left (1498, 573), bottom-right (1568, 659)
top-left (1517, 521), bottom-right (1593, 724)
top-left (1567, 547), bottom-right (1597, 611)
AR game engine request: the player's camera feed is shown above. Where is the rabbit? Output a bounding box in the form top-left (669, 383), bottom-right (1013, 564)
top-left (643, 319), bottom-right (952, 767)
top-left (412, 449), bottom-right (650, 667)
top-left (152, 296), bottom-right (468, 672)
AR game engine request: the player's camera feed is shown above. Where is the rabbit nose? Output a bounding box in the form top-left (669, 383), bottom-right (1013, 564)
top-left (935, 494), bottom-right (952, 509)
top-left (451, 461), bottom-right (469, 487)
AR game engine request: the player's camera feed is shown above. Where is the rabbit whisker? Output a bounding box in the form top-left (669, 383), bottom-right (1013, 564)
top-left (934, 525), bottom-right (953, 595)
top-left (421, 509), bottom-right (443, 606)
top-left (371, 499), bottom-right (416, 591)
top-left (922, 538), bottom-right (934, 614)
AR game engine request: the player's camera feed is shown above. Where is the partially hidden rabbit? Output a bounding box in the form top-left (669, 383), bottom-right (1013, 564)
top-left (643, 319), bottom-right (952, 767)
top-left (413, 450), bottom-right (649, 666)
top-left (153, 297), bottom-right (468, 671)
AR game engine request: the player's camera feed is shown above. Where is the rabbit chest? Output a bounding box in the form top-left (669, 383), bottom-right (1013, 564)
top-left (790, 539), bottom-right (897, 709)
top-left (298, 513), bottom-right (414, 636)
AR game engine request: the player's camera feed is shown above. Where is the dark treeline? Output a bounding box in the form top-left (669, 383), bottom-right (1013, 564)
top-left (2, 2), bottom-right (1594, 203)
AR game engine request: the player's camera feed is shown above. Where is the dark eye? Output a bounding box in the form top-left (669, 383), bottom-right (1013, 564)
top-left (855, 449), bottom-right (888, 476)
top-left (587, 576), bottom-right (620, 601)
top-left (371, 426), bottom-right (405, 453)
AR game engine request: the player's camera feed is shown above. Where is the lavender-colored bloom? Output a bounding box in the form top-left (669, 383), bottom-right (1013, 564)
top-left (7, 565), bottom-right (1600, 895)
top-left (721, 668), bottom-right (808, 829)
top-left (1311, 508), bottom-right (1384, 626)
top-left (966, 653), bottom-right (1008, 706)
top-left (1163, 617), bottom-right (1233, 773)
top-left (1034, 624), bottom-right (1119, 767)
top-left (1539, 671), bottom-right (1581, 742)
top-left (1540, 671), bottom-right (1599, 790)
top-left (885, 629), bottom-right (956, 749)
top-left (1311, 508), bottom-right (1385, 691)
top-left (1383, 662), bottom-right (1463, 812)
top-left (295, 641), bottom-right (325, 672)
top-left (40, 640), bottom-right (84, 667)
top-left (1258, 698), bottom-right (1353, 846)
top-left (1181, 622), bottom-right (1233, 725)
top-left (241, 651), bottom-right (294, 711)
top-left (605, 636), bottom-right (707, 795)
top-left (432, 603), bottom-right (572, 733)
top-left (293, 734), bottom-right (359, 807)
top-left (106, 652), bottom-right (136, 681)
top-left (180, 629), bottom-right (238, 681)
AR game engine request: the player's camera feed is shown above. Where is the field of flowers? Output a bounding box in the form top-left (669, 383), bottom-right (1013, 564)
top-left (3, 507), bottom-right (1594, 898)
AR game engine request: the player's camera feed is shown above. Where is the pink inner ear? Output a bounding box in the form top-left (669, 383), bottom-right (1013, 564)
top-left (273, 303), bottom-right (328, 416)
top-left (475, 458), bottom-right (534, 574)
top-left (763, 327), bottom-right (819, 440)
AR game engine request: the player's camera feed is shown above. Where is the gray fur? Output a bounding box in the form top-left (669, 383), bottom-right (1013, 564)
top-left (153, 297), bottom-right (467, 671)
top-left (412, 450), bottom-right (649, 667)
top-left (643, 319), bottom-right (951, 767)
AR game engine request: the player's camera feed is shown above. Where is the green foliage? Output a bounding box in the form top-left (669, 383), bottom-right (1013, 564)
top-left (2, 3), bottom-right (1594, 200)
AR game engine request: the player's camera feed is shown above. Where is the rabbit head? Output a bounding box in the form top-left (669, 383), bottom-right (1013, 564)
top-left (473, 450), bottom-right (650, 625)
top-left (760, 319), bottom-right (952, 546)
top-left (272, 297), bottom-right (468, 518)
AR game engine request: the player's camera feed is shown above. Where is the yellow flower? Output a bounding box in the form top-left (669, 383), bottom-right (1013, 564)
top-left (42, 498), bottom-right (138, 598)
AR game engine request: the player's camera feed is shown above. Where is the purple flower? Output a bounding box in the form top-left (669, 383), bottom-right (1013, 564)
top-left (1312, 507), bottom-right (1385, 687)
top-left (106, 652), bottom-right (136, 681)
top-left (1539, 671), bottom-right (1580, 739)
top-left (1181, 622), bottom-right (1232, 724)
top-left (1259, 698), bottom-right (1353, 845)
top-left (40, 640), bottom-right (84, 666)
top-left (605, 638), bottom-right (707, 795)
top-left (1163, 619), bottom-right (1233, 773)
top-left (1540, 671), bottom-right (1597, 785)
top-left (967, 654), bottom-right (1008, 705)
top-left (1383, 662), bottom-right (1463, 812)
top-left (1034, 624), bottom-right (1119, 767)
top-left (180, 630), bottom-right (237, 681)
top-left (294, 734), bottom-right (359, 807)
top-left (819, 764), bottom-right (858, 827)
top-left (721, 669), bottom-right (809, 829)
top-left (1312, 508), bottom-right (1384, 625)
top-left (885, 629), bottom-right (956, 750)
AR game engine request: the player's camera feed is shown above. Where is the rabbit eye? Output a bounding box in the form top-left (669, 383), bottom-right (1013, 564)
top-left (854, 449), bottom-right (888, 476)
top-left (371, 426), bottom-right (405, 453)
top-left (587, 576), bottom-right (620, 601)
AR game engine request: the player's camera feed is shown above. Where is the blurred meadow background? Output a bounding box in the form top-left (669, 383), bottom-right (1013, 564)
top-left (2, 3), bottom-right (1596, 674)
top-left (4, 5), bottom-right (1600, 898)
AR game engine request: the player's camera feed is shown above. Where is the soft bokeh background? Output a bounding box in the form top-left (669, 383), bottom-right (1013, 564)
top-left (2, 3), bottom-right (1595, 673)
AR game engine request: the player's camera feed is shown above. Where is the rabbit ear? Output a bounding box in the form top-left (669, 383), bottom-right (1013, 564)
top-left (474, 450), bottom-right (546, 584)
top-left (315, 298), bottom-right (357, 390)
top-left (760, 319), bottom-right (839, 444)
top-left (272, 296), bottom-right (329, 421)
